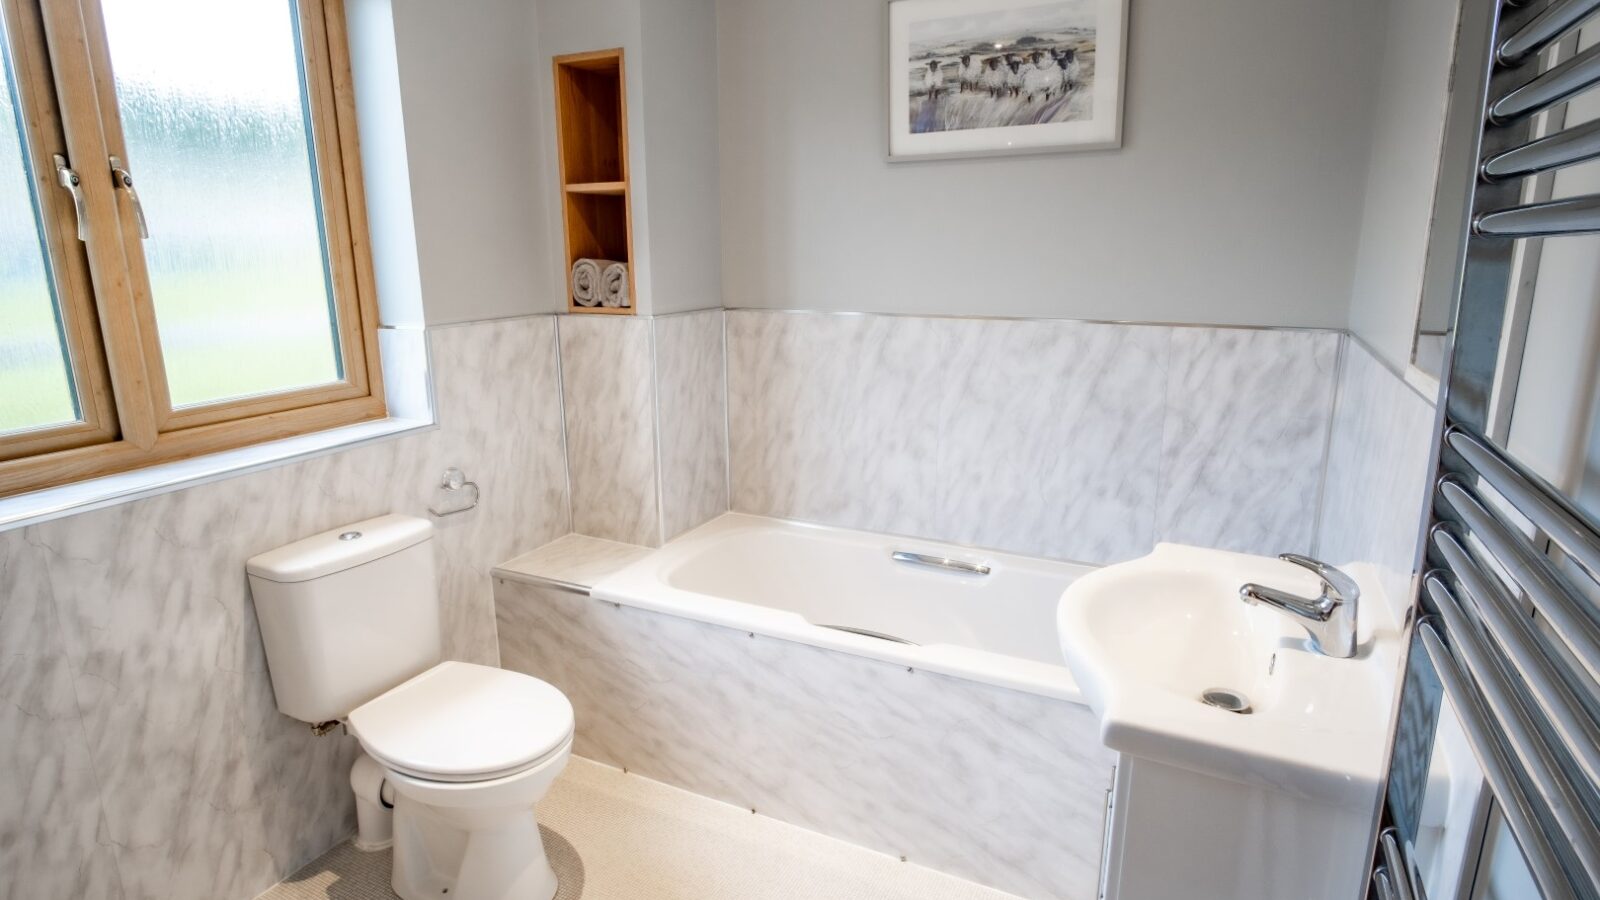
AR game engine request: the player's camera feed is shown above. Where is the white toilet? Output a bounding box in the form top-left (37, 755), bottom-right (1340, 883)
top-left (246, 514), bottom-right (574, 900)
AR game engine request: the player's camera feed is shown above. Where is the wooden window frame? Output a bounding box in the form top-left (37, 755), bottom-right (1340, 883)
top-left (0, 0), bottom-right (385, 498)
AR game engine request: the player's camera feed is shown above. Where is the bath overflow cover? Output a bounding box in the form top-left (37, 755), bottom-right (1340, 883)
top-left (339, 531), bottom-right (362, 541)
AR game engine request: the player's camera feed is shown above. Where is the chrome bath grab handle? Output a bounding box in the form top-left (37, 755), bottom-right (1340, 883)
top-left (815, 624), bottom-right (919, 645)
top-left (891, 550), bottom-right (990, 576)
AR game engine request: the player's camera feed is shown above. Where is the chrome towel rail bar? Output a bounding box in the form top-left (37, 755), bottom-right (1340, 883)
top-left (1490, 41), bottom-right (1600, 122)
top-left (1430, 527), bottom-right (1600, 785)
top-left (1425, 575), bottom-right (1600, 886)
top-left (1380, 829), bottom-right (1422, 900)
top-left (1420, 623), bottom-right (1581, 900)
top-left (1445, 427), bottom-right (1600, 582)
top-left (1480, 116), bottom-right (1600, 180)
top-left (1474, 194), bottom-right (1600, 237)
top-left (1374, 868), bottom-right (1400, 900)
top-left (1498, 0), bottom-right (1600, 63)
top-left (1435, 476), bottom-right (1600, 685)
top-left (1419, 421), bottom-right (1600, 900)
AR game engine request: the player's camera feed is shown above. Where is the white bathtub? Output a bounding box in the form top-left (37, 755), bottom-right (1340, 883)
top-left (498, 513), bottom-right (1116, 898)
top-left (592, 513), bottom-right (1091, 701)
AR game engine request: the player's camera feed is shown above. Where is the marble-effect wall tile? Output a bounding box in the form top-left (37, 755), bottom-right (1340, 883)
top-left (728, 312), bottom-right (943, 537)
top-left (0, 536), bottom-right (124, 900)
top-left (1155, 328), bottom-right (1342, 555)
top-left (653, 311), bottom-right (730, 540)
top-left (1316, 340), bottom-right (1438, 617)
top-left (558, 316), bottom-right (661, 547)
top-left (726, 311), bottom-right (1342, 563)
top-left (496, 579), bottom-right (1116, 900)
top-left (939, 318), bottom-right (1169, 563)
top-left (0, 316), bottom-right (570, 900)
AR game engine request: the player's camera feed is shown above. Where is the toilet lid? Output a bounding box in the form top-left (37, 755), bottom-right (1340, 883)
top-left (349, 661), bottom-right (574, 783)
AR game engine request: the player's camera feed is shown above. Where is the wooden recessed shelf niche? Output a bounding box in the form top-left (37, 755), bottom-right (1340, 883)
top-left (554, 48), bottom-right (635, 315)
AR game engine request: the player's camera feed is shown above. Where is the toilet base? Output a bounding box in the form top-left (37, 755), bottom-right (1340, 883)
top-left (379, 736), bottom-right (572, 900)
top-left (390, 796), bottom-right (557, 900)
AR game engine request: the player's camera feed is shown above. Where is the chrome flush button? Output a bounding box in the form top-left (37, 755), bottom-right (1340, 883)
top-left (339, 531), bottom-right (362, 541)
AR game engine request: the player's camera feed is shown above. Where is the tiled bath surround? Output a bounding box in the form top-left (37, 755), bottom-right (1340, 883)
top-left (557, 309), bottom-right (729, 546)
top-left (557, 309), bottom-right (1430, 580)
top-left (1314, 339), bottom-right (1439, 617)
top-left (0, 306), bottom-right (1439, 900)
top-left (557, 315), bottom-right (660, 546)
top-left (0, 317), bottom-right (570, 900)
top-left (726, 310), bottom-right (1343, 564)
top-left (495, 579), bottom-right (1117, 900)
top-left (653, 311), bottom-right (731, 540)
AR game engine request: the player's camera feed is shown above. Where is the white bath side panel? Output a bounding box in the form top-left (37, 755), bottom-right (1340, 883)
top-left (496, 578), bottom-right (1116, 900)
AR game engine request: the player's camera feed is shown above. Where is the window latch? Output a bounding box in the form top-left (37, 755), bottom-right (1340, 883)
top-left (52, 154), bottom-right (88, 242)
top-left (109, 156), bottom-right (148, 239)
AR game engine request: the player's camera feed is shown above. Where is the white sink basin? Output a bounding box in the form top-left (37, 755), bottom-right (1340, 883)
top-left (1057, 543), bottom-right (1402, 807)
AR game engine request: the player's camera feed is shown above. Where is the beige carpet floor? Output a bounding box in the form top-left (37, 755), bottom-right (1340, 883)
top-left (259, 756), bottom-right (1021, 900)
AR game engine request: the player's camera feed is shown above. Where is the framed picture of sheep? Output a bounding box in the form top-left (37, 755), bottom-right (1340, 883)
top-left (887, 0), bottom-right (1127, 160)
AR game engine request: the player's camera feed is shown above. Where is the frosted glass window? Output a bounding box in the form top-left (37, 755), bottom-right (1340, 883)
top-left (100, 0), bottom-right (342, 409)
top-left (0, 21), bottom-right (78, 436)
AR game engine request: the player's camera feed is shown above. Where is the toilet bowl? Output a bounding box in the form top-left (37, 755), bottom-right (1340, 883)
top-left (349, 661), bottom-right (576, 900)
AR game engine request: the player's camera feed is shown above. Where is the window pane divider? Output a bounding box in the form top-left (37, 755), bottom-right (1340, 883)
top-left (37, 0), bottom-right (160, 449)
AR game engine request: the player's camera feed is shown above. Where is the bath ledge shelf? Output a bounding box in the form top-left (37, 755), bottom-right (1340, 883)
top-left (495, 533), bottom-right (653, 595)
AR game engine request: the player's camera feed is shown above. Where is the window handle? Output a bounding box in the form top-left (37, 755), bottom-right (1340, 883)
top-left (52, 154), bottom-right (88, 241)
top-left (109, 156), bottom-right (148, 239)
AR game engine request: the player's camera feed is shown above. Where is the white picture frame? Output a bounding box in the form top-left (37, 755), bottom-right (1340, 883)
top-left (887, 0), bottom-right (1128, 161)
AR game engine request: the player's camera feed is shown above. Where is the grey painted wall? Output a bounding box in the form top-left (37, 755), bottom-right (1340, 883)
top-left (1345, 0), bottom-right (1460, 371)
top-left (715, 0), bottom-right (1384, 327)
top-left (639, 0), bottom-right (723, 313)
top-left (386, 0), bottom-right (557, 324)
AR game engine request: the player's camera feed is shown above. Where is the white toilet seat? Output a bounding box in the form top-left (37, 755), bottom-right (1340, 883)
top-left (349, 661), bottom-right (575, 784)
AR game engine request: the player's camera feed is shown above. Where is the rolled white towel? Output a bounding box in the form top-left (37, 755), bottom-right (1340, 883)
top-left (600, 262), bottom-right (630, 308)
top-left (571, 258), bottom-right (604, 307)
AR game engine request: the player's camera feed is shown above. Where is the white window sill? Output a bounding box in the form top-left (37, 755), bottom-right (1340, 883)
top-left (0, 415), bottom-right (435, 533)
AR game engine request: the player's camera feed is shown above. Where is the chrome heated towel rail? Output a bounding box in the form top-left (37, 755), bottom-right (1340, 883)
top-left (1370, 0), bottom-right (1600, 897)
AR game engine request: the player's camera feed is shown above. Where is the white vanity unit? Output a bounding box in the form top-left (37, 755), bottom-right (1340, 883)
top-left (1057, 544), bottom-right (1405, 900)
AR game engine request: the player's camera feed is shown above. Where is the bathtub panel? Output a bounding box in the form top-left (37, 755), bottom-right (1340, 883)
top-left (497, 579), bottom-right (1117, 900)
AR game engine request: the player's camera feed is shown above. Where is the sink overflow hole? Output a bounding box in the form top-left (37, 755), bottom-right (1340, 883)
top-left (1201, 687), bottom-right (1253, 715)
